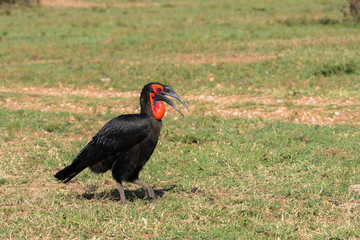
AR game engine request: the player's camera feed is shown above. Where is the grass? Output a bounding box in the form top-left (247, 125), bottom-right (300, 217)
top-left (1, 0), bottom-right (360, 239)
top-left (1, 0), bottom-right (360, 96)
top-left (1, 109), bottom-right (360, 238)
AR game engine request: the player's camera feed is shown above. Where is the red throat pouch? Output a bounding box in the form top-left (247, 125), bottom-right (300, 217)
top-left (150, 93), bottom-right (165, 120)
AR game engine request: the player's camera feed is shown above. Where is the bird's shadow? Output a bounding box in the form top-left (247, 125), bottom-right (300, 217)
top-left (78, 184), bottom-right (177, 202)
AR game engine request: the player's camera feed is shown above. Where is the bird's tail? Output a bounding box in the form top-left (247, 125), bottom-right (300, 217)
top-left (54, 164), bottom-right (82, 183)
top-left (55, 140), bottom-right (97, 183)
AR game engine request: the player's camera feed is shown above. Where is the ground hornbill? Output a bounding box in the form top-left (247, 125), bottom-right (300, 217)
top-left (55, 82), bottom-right (188, 203)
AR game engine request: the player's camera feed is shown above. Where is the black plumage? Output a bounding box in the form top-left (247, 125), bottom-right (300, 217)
top-left (54, 82), bottom-right (188, 203)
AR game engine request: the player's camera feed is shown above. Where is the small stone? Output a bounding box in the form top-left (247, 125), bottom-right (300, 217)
top-left (208, 73), bottom-right (215, 82)
top-left (99, 77), bottom-right (111, 82)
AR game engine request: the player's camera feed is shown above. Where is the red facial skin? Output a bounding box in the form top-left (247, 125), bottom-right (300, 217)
top-left (150, 85), bottom-right (165, 120)
top-left (151, 84), bottom-right (164, 94)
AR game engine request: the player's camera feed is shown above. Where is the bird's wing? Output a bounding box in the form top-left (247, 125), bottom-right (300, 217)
top-left (92, 114), bottom-right (151, 153)
top-left (78, 114), bottom-right (151, 165)
top-left (55, 114), bottom-right (151, 182)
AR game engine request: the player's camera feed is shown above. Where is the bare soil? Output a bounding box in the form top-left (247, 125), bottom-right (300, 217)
top-left (173, 53), bottom-right (276, 64)
top-left (40, 0), bottom-right (159, 8)
top-left (1, 86), bottom-right (359, 125)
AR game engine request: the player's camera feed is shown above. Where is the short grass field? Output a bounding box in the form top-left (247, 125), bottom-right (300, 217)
top-left (1, 0), bottom-right (360, 238)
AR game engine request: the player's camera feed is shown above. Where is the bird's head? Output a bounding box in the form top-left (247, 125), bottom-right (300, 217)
top-left (141, 82), bottom-right (189, 120)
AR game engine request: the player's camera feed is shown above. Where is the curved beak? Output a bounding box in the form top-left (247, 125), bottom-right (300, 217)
top-left (156, 85), bottom-right (189, 116)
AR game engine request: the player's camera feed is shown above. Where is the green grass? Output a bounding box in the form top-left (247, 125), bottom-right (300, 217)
top-left (1, 0), bottom-right (360, 239)
top-left (1, 0), bottom-right (359, 97)
top-left (1, 108), bottom-right (360, 238)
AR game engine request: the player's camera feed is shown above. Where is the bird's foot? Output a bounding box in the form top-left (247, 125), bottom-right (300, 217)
top-left (143, 187), bottom-right (156, 200)
top-left (133, 179), bottom-right (156, 200)
top-left (145, 187), bottom-right (156, 200)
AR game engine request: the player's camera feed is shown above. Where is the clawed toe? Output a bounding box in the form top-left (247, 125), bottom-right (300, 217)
top-left (133, 179), bottom-right (156, 200)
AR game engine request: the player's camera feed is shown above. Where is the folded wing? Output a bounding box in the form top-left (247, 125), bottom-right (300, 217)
top-left (54, 114), bottom-right (151, 183)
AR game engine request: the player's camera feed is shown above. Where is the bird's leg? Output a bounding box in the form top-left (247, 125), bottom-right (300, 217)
top-left (117, 181), bottom-right (127, 204)
top-left (133, 179), bottom-right (156, 200)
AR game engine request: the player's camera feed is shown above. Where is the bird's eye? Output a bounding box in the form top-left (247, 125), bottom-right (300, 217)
top-left (151, 84), bottom-right (163, 93)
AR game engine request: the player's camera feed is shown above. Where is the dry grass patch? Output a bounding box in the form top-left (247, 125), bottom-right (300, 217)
top-left (0, 86), bottom-right (138, 98)
top-left (2, 86), bottom-right (360, 125)
top-left (1, 95), bottom-right (139, 115)
top-left (188, 94), bottom-right (360, 125)
top-left (171, 53), bottom-right (276, 65)
top-left (0, 59), bottom-right (64, 67)
top-left (40, 0), bottom-right (158, 8)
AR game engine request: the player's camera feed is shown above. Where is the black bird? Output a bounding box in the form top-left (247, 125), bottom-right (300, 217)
top-left (54, 82), bottom-right (188, 203)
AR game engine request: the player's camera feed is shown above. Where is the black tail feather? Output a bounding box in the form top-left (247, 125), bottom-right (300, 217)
top-left (55, 139), bottom-right (107, 183)
top-left (54, 142), bottom-right (95, 183)
top-left (54, 164), bottom-right (81, 183)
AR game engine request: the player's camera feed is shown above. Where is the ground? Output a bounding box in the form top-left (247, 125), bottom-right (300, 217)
top-left (1, 85), bottom-right (360, 125)
top-left (1, 0), bottom-right (360, 239)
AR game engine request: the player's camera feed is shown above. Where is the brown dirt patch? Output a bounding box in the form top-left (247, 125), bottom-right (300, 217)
top-left (0, 86), bottom-right (138, 98)
top-left (1, 86), bottom-right (139, 115)
top-left (0, 59), bottom-right (64, 67)
top-left (2, 96), bottom-right (139, 115)
top-left (189, 94), bottom-right (360, 125)
top-left (175, 53), bottom-right (276, 64)
top-left (40, 0), bottom-right (158, 8)
top-left (1, 86), bottom-right (359, 125)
